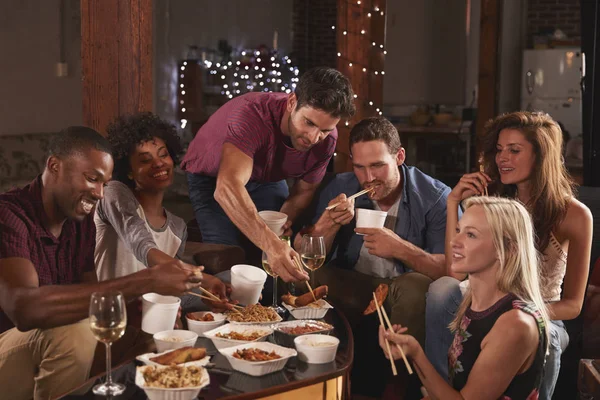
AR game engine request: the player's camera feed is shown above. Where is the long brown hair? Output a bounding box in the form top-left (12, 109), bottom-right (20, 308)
top-left (480, 111), bottom-right (574, 252)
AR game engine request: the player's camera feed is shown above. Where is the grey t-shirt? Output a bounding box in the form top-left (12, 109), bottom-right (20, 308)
top-left (94, 181), bottom-right (187, 281)
top-left (354, 194), bottom-right (402, 278)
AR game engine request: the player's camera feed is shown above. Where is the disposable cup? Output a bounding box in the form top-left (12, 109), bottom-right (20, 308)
top-left (258, 211), bottom-right (288, 237)
top-left (141, 293), bottom-right (181, 334)
top-left (230, 265), bottom-right (267, 306)
top-left (355, 208), bottom-right (388, 230)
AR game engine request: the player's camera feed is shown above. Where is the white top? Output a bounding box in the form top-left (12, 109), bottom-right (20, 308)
top-left (354, 195), bottom-right (402, 278)
top-left (94, 181), bottom-right (187, 281)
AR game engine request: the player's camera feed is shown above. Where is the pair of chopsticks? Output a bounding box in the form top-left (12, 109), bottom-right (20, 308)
top-left (325, 187), bottom-right (374, 210)
top-left (479, 164), bottom-right (489, 196)
top-left (292, 257), bottom-right (318, 303)
top-left (186, 287), bottom-right (244, 315)
top-left (373, 292), bottom-right (413, 375)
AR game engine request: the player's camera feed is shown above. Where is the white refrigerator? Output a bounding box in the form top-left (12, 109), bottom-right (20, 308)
top-left (521, 48), bottom-right (583, 137)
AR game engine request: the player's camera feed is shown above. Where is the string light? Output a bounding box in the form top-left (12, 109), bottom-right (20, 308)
top-left (178, 51), bottom-right (299, 120)
top-left (332, 1), bottom-right (387, 126)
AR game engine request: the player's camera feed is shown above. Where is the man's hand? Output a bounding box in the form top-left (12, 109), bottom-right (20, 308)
top-left (326, 193), bottom-right (355, 226)
top-left (149, 260), bottom-right (203, 296)
top-left (266, 238), bottom-right (309, 282)
top-left (356, 227), bottom-right (403, 259)
top-left (282, 220), bottom-right (293, 238)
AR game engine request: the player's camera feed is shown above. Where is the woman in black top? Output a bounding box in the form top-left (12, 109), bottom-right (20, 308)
top-left (380, 197), bottom-right (548, 399)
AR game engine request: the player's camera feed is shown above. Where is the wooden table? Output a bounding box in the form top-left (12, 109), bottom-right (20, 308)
top-left (59, 306), bottom-right (354, 400)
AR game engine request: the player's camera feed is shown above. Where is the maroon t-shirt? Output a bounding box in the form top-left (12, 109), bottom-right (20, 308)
top-left (0, 176), bottom-right (96, 333)
top-left (181, 92), bottom-right (337, 184)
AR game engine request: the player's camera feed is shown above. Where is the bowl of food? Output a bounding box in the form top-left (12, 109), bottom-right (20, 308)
top-left (273, 320), bottom-right (334, 348)
top-left (135, 364), bottom-right (209, 400)
top-left (218, 342), bottom-right (297, 377)
top-left (226, 304), bottom-right (283, 325)
top-left (137, 346), bottom-right (210, 368)
top-left (186, 312), bottom-right (226, 336)
top-left (281, 286), bottom-right (333, 320)
top-left (153, 330), bottom-right (198, 353)
top-left (203, 324), bottom-right (273, 350)
top-left (294, 334), bottom-right (340, 364)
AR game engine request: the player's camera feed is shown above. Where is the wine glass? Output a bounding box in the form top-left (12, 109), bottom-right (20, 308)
top-left (89, 292), bottom-right (127, 396)
top-left (300, 235), bottom-right (326, 287)
top-left (262, 251), bottom-right (286, 315)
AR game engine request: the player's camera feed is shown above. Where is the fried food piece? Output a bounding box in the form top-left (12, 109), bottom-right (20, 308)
top-left (281, 285), bottom-right (328, 307)
top-left (188, 312), bottom-right (215, 322)
top-left (150, 346), bottom-right (207, 365)
top-left (363, 284), bottom-right (389, 315)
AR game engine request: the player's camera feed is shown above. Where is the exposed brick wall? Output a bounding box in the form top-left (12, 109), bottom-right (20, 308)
top-left (292, 0), bottom-right (337, 73)
top-left (527, 0), bottom-right (581, 46)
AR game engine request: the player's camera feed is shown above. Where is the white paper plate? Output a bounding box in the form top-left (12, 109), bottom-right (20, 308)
top-left (136, 348), bottom-right (211, 368)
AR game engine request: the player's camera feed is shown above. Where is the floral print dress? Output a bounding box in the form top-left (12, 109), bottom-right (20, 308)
top-left (449, 293), bottom-right (547, 400)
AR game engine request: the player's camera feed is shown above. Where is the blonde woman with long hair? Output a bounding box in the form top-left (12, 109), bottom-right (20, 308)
top-left (425, 111), bottom-right (593, 399)
top-left (381, 197), bottom-right (549, 399)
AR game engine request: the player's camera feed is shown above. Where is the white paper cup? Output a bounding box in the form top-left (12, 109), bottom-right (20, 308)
top-left (141, 293), bottom-right (181, 334)
top-left (258, 211), bottom-right (288, 237)
top-left (230, 265), bottom-right (267, 306)
top-left (355, 208), bottom-right (388, 230)
top-left (294, 334), bottom-right (340, 364)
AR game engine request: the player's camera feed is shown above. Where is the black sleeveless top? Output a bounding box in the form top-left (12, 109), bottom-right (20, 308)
top-left (448, 293), bottom-right (547, 399)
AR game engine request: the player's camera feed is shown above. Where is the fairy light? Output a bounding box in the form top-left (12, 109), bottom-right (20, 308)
top-left (335, 3), bottom-right (388, 121)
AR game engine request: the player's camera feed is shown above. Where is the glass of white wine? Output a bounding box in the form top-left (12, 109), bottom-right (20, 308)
top-left (300, 235), bottom-right (326, 287)
top-left (89, 292), bottom-right (127, 396)
top-left (262, 251), bottom-right (285, 315)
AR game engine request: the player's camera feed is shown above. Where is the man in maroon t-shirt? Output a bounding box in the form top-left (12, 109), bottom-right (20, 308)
top-left (0, 127), bottom-right (207, 399)
top-left (182, 67), bottom-right (355, 282)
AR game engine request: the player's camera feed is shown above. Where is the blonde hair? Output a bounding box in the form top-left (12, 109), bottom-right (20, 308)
top-left (449, 197), bottom-right (549, 345)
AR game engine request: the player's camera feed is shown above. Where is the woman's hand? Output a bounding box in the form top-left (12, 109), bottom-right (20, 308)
top-left (378, 324), bottom-right (421, 360)
top-left (448, 172), bottom-right (492, 204)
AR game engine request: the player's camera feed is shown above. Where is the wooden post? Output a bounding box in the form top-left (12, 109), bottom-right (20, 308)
top-left (81, 0), bottom-right (152, 135)
top-left (335, 0), bottom-right (386, 172)
top-left (475, 0), bottom-right (502, 156)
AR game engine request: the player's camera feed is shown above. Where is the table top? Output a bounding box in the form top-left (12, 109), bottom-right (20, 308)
top-left (61, 306), bottom-right (353, 400)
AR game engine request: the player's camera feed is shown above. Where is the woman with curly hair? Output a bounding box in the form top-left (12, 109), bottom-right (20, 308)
top-left (425, 111), bottom-right (593, 399)
top-left (94, 112), bottom-right (231, 312)
top-left (383, 197), bottom-right (549, 399)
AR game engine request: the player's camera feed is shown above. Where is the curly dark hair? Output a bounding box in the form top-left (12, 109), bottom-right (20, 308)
top-left (105, 112), bottom-right (183, 188)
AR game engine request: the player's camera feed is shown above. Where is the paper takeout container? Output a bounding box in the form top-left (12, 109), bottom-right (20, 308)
top-left (135, 364), bottom-right (209, 400)
top-left (218, 341), bottom-right (297, 377)
top-left (282, 299), bottom-right (333, 320)
top-left (203, 324), bottom-right (273, 350)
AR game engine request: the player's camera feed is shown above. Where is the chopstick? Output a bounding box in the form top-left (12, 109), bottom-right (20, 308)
top-left (479, 156), bottom-right (488, 196)
top-left (377, 294), bottom-right (413, 375)
top-left (325, 187), bottom-right (374, 210)
top-left (373, 292), bottom-right (397, 376)
top-left (186, 290), bottom-right (244, 315)
top-left (293, 257), bottom-right (318, 302)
